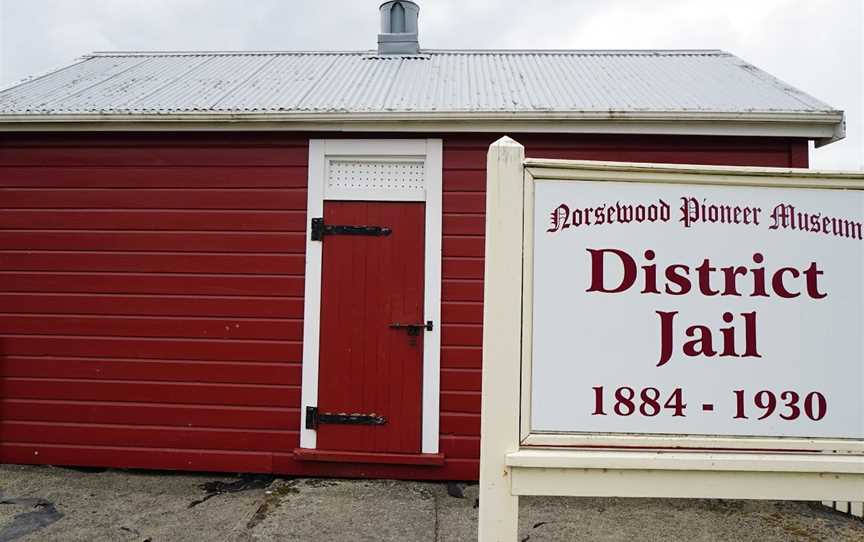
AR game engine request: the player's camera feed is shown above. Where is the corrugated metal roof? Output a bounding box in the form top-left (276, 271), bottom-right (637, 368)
top-left (0, 50), bottom-right (837, 115)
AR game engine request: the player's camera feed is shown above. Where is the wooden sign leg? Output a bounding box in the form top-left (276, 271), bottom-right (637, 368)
top-left (478, 137), bottom-right (525, 542)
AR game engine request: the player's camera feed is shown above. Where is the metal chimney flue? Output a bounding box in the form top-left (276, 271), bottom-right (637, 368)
top-left (378, 1), bottom-right (420, 55)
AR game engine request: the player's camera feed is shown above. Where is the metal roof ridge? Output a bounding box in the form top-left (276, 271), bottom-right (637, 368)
top-left (86, 49), bottom-right (729, 57)
top-left (0, 55), bottom-right (93, 96)
top-left (88, 50), bottom-right (370, 57)
top-left (425, 49), bottom-right (728, 55)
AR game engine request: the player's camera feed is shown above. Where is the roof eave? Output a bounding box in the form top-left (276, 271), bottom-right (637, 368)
top-left (814, 114), bottom-right (846, 148)
top-left (0, 110), bottom-right (845, 144)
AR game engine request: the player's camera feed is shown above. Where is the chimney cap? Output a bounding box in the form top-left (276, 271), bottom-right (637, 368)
top-left (378, 1), bottom-right (420, 55)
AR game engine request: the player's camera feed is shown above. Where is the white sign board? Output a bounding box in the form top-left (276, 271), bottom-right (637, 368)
top-left (531, 180), bottom-right (864, 439)
top-left (477, 138), bottom-right (864, 542)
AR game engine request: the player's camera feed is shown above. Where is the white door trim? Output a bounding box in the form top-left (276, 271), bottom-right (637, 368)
top-left (299, 138), bottom-right (443, 454)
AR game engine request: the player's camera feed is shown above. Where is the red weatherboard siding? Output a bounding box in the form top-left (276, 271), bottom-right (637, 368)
top-left (0, 132), bottom-right (808, 480)
top-left (0, 134), bottom-right (308, 477)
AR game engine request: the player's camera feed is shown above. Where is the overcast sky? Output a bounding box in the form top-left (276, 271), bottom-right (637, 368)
top-left (1, 0), bottom-right (861, 169)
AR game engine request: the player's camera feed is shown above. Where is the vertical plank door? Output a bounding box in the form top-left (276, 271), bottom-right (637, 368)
top-left (316, 201), bottom-right (425, 453)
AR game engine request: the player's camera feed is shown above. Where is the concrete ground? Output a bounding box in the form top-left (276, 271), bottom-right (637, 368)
top-left (0, 464), bottom-right (861, 541)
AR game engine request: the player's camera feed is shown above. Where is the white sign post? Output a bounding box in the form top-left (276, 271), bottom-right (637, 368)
top-left (478, 137), bottom-right (864, 542)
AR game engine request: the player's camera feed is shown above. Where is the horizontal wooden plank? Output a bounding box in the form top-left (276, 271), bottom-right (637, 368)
top-left (0, 336), bottom-right (301, 362)
top-left (0, 231), bottom-right (305, 253)
top-left (526, 148), bottom-right (792, 167)
top-left (0, 293), bottom-right (303, 318)
top-left (449, 136), bottom-right (794, 152)
top-left (443, 169), bottom-right (486, 192)
top-left (1, 398), bottom-right (297, 429)
top-left (3, 442), bottom-right (479, 480)
top-left (442, 236), bottom-right (484, 258)
top-left (441, 391), bottom-right (481, 414)
top-left (512, 135), bottom-right (797, 153)
top-left (441, 324), bottom-right (483, 347)
top-left (0, 273), bottom-right (303, 296)
top-left (0, 189), bottom-right (306, 210)
top-left (443, 214), bottom-right (484, 236)
top-left (440, 137), bottom-right (499, 151)
top-left (0, 146), bottom-right (308, 167)
top-left (441, 346), bottom-right (482, 369)
top-left (439, 435), bottom-right (480, 459)
top-left (443, 193), bottom-right (485, 214)
top-left (0, 252), bottom-right (304, 274)
top-left (274, 453), bottom-right (479, 481)
top-left (0, 356), bottom-right (300, 385)
top-left (0, 210), bottom-right (307, 231)
top-left (440, 412), bottom-right (480, 436)
top-left (441, 369), bottom-right (482, 392)
top-left (293, 448), bottom-right (445, 466)
top-left (0, 442), bottom-right (275, 474)
top-left (2, 421), bottom-right (298, 452)
top-left (441, 302), bottom-right (483, 324)
top-left (0, 378), bottom-right (300, 407)
top-left (0, 133), bottom-right (308, 148)
top-left (442, 257), bottom-right (484, 280)
top-left (442, 280), bottom-right (483, 302)
top-left (443, 150), bottom-right (486, 170)
top-left (0, 166), bottom-right (307, 188)
top-left (0, 314), bottom-right (302, 340)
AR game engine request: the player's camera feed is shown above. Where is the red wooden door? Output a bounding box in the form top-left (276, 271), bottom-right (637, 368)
top-left (316, 201), bottom-right (425, 453)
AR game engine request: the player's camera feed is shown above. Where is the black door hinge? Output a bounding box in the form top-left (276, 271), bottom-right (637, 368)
top-left (310, 217), bottom-right (392, 241)
top-left (305, 406), bottom-right (388, 430)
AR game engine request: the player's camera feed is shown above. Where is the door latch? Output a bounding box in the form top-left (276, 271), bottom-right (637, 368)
top-left (389, 321), bottom-right (434, 337)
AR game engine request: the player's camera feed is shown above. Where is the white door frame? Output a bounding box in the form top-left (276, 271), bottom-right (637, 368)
top-left (299, 138), bottom-right (443, 454)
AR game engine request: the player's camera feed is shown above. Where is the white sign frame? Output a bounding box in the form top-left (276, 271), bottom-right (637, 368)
top-left (478, 137), bottom-right (864, 541)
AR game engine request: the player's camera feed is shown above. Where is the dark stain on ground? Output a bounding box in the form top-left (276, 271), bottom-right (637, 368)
top-left (246, 479), bottom-right (301, 530)
top-left (120, 525), bottom-right (151, 541)
top-left (0, 496), bottom-right (64, 542)
top-left (446, 482), bottom-right (464, 498)
top-left (188, 474), bottom-right (275, 508)
top-left (59, 466), bottom-right (108, 474)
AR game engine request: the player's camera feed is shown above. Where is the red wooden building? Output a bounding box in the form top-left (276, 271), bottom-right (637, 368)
top-left (0, 2), bottom-right (845, 481)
